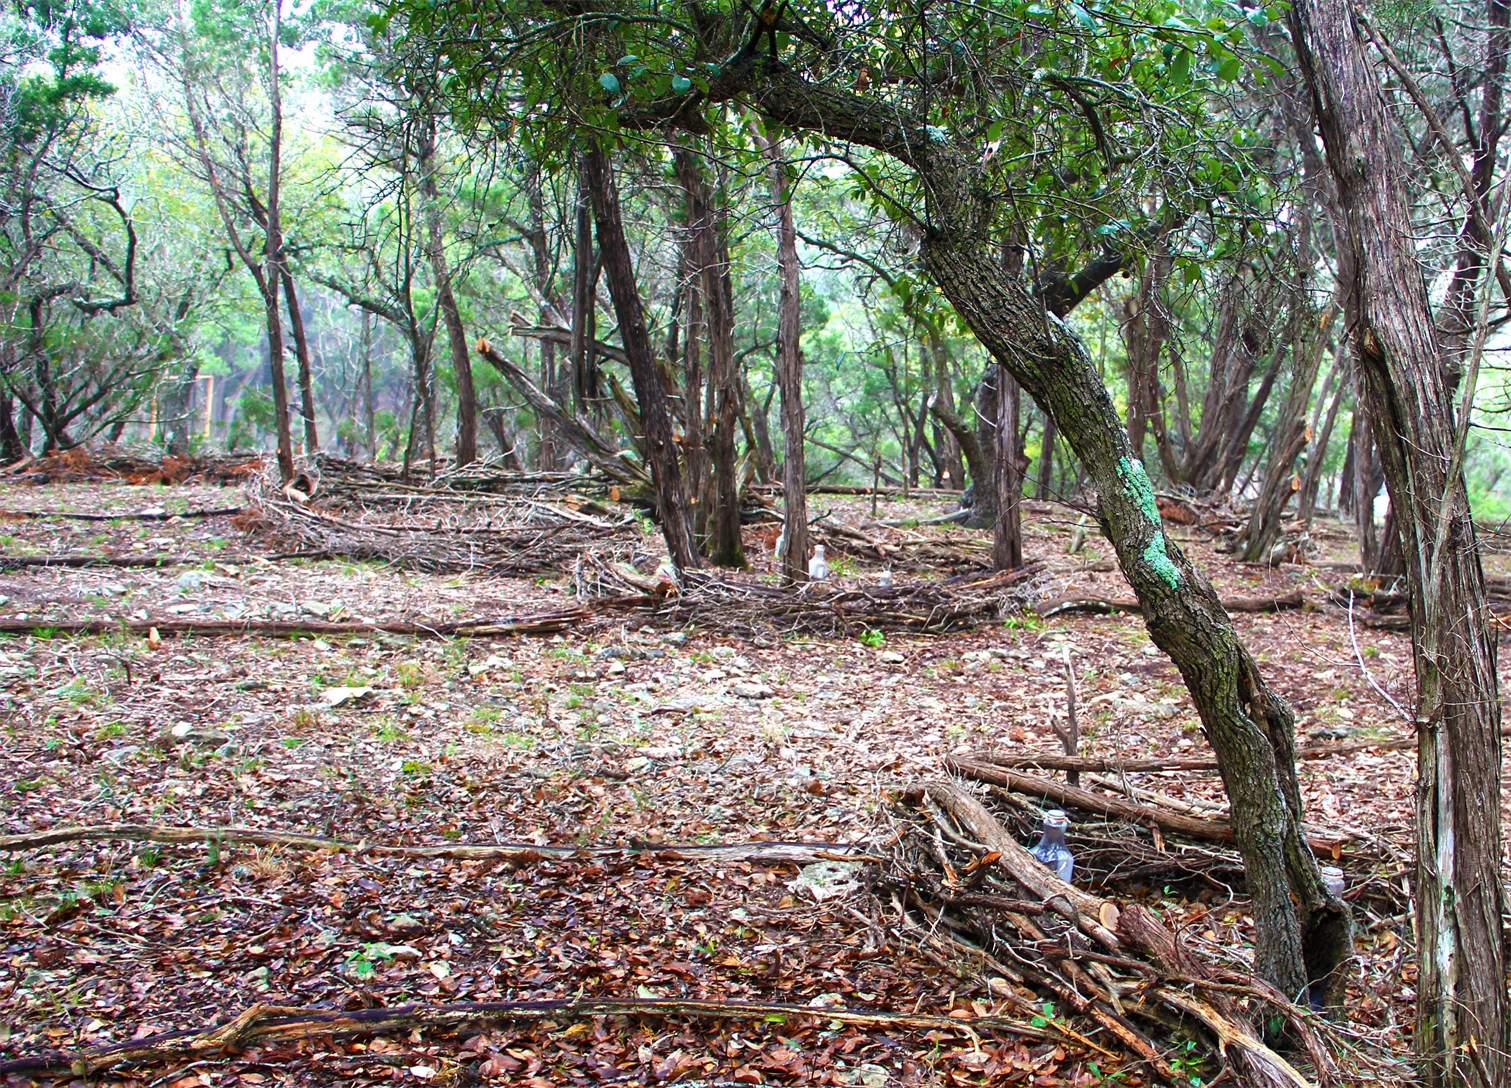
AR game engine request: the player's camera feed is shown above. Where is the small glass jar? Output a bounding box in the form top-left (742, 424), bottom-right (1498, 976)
top-left (1030, 809), bottom-right (1074, 882)
top-left (1320, 865), bottom-right (1345, 898)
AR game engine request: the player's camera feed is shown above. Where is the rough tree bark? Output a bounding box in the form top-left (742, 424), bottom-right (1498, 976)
top-left (277, 268), bottom-right (319, 453)
top-left (754, 130), bottom-right (810, 585)
top-left (991, 366), bottom-right (1023, 570)
top-left (583, 150), bottom-right (700, 573)
top-left (1291, 1), bottom-right (1507, 1082)
top-left (675, 148), bottom-right (745, 568)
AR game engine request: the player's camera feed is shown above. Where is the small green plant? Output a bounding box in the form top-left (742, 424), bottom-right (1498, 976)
top-left (858, 628), bottom-right (884, 648)
top-left (393, 661), bottom-right (425, 688)
top-left (1002, 611), bottom-right (1044, 632)
top-left (372, 718), bottom-right (409, 741)
top-left (1167, 1038), bottom-right (1207, 1087)
top-left (343, 942), bottom-right (399, 979)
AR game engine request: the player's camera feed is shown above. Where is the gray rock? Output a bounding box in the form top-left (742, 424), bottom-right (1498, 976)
top-left (731, 681), bottom-right (775, 699)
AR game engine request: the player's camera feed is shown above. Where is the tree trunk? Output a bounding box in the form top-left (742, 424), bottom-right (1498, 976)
top-left (755, 131), bottom-right (810, 585)
top-left (418, 119), bottom-right (476, 467)
top-left (928, 388), bottom-right (989, 517)
top-left (738, 367), bottom-right (776, 483)
top-left (676, 148), bottom-right (744, 568)
top-left (360, 309), bottom-right (375, 458)
top-left (583, 150), bottom-right (700, 573)
top-left (157, 351), bottom-right (199, 458)
top-left (1122, 247), bottom-right (1171, 463)
top-left (525, 165), bottom-right (560, 470)
top-left (1035, 409), bottom-right (1058, 499)
top-left (262, 3), bottom-right (294, 483)
top-left (570, 159), bottom-right (601, 429)
top-left (1291, 3), bottom-right (1507, 1084)
top-left (1240, 305), bottom-right (1330, 562)
top-left (0, 391), bottom-right (24, 463)
top-left (278, 267), bottom-right (319, 453)
top-left (1298, 341), bottom-right (1348, 526)
top-left (991, 365), bottom-right (1023, 570)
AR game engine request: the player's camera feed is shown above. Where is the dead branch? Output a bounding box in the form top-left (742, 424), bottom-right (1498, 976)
top-left (966, 732), bottom-right (1427, 771)
top-left (0, 506), bottom-right (242, 522)
top-left (0, 996), bottom-right (1046, 1078)
top-left (0, 609), bottom-right (590, 640)
top-left (946, 757), bottom-right (1352, 858)
top-left (1035, 589), bottom-right (1304, 618)
top-left (0, 822), bottom-right (872, 867)
top-left (475, 338), bottom-right (647, 485)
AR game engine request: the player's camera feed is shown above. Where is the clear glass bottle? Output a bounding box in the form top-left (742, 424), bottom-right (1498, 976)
top-left (1030, 809), bottom-right (1074, 882)
top-left (1320, 865), bottom-right (1345, 898)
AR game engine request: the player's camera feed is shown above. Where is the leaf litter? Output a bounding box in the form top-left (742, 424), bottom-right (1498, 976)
top-left (0, 465), bottom-right (1486, 1087)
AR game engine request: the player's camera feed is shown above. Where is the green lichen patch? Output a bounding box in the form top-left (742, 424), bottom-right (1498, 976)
top-left (1118, 456), bottom-right (1182, 588)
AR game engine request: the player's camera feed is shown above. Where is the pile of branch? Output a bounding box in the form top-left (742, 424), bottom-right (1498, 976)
top-left (876, 764), bottom-right (1414, 1088)
top-left (4, 445), bottom-right (263, 485)
top-left (803, 515), bottom-right (995, 574)
top-left (882, 781), bottom-right (1333, 1088)
top-left (310, 453), bottom-right (625, 503)
top-left (580, 557), bottom-right (1046, 634)
top-left (245, 467), bottom-right (643, 575)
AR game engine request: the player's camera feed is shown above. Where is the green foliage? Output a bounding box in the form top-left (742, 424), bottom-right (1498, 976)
top-left (226, 388), bottom-right (278, 452)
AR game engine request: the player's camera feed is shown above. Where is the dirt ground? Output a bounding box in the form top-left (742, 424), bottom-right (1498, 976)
top-left (0, 470), bottom-right (1486, 1087)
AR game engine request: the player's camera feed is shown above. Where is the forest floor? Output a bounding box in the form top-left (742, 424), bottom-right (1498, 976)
top-left (0, 459), bottom-right (1496, 1088)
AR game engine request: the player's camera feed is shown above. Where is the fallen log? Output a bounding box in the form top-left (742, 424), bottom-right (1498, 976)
top-left (965, 731), bottom-right (1430, 772)
top-left (0, 506), bottom-right (242, 522)
top-left (0, 996), bottom-right (1046, 1078)
top-left (0, 553), bottom-right (193, 569)
top-left (1035, 589), bottom-right (1304, 618)
top-left (945, 757), bottom-right (1351, 858)
top-left (0, 609), bottom-right (591, 640)
top-left (0, 822), bottom-right (873, 867)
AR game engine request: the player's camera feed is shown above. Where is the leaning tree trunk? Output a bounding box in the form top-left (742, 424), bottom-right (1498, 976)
top-left (1240, 303), bottom-right (1328, 563)
top-left (927, 388), bottom-right (989, 519)
top-left (712, 54), bottom-right (1347, 1000)
top-left (583, 150), bottom-right (700, 573)
top-left (1293, 0), bottom-right (1507, 1082)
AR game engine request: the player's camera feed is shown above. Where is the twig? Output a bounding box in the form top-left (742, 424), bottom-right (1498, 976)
top-left (1346, 591), bottom-right (1412, 723)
